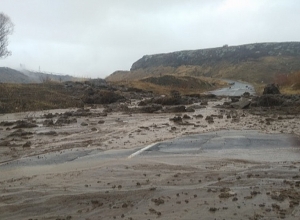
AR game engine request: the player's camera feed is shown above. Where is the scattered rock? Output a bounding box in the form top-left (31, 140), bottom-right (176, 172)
top-left (186, 106), bottom-right (195, 112)
top-left (149, 208), bottom-right (161, 216)
top-left (81, 122), bottom-right (88, 126)
top-left (194, 114), bottom-right (204, 118)
top-left (138, 105), bottom-right (162, 113)
top-left (43, 119), bottom-right (54, 126)
top-left (205, 116), bottom-right (214, 124)
top-left (44, 113), bottom-right (55, 119)
top-left (83, 90), bottom-right (125, 104)
top-left (183, 114), bottom-right (191, 119)
top-left (209, 207), bottom-right (218, 212)
top-left (99, 112), bottom-right (108, 117)
top-left (8, 129), bottom-right (33, 137)
top-left (256, 95), bottom-right (284, 107)
top-left (13, 120), bottom-right (38, 129)
top-left (22, 141), bottom-right (31, 148)
top-left (0, 140), bottom-right (10, 146)
top-left (0, 121), bottom-right (15, 126)
top-left (151, 197), bottom-right (164, 206)
top-left (165, 105), bottom-right (186, 113)
top-left (38, 131), bottom-right (58, 136)
top-left (169, 116), bottom-right (182, 123)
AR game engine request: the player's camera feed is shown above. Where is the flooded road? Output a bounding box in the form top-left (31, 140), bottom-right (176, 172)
top-left (209, 80), bottom-right (255, 96)
top-left (133, 130), bottom-right (300, 162)
top-left (1, 130), bottom-right (299, 173)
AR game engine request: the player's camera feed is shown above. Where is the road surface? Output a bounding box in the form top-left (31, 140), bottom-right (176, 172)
top-left (209, 80), bottom-right (255, 96)
top-left (130, 130), bottom-right (300, 162)
top-left (1, 130), bottom-right (299, 171)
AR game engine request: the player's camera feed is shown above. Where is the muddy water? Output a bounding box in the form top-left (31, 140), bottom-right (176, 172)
top-left (0, 147), bottom-right (138, 181)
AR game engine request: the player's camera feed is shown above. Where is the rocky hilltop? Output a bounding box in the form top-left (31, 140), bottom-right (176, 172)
top-left (131, 42), bottom-right (300, 70)
top-left (107, 42), bottom-right (300, 85)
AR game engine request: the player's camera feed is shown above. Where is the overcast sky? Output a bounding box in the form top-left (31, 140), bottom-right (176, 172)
top-left (1, 0), bottom-right (300, 78)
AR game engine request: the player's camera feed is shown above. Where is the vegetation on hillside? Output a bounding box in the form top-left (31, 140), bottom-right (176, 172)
top-left (107, 56), bottom-right (300, 86)
top-left (107, 42), bottom-right (300, 95)
top-left (0, 67), bottom-right (32, 83)
top-left (110, 75), bottom-right (226, 95)
top-left (273, 71), bottom-right (300, 94)
top-left (0, 82), bottom-right (83, 113)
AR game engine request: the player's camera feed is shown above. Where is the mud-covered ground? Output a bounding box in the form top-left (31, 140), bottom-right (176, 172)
top-left (0, 97), bottom-right (300, 220)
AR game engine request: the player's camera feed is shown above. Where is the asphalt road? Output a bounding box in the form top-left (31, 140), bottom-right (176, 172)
top-left (1, 130), bottom-right (299, 173)
top-left (209, 80), bottom-right (255, 96)
top-left (132, 130), bottom-right (300, 162)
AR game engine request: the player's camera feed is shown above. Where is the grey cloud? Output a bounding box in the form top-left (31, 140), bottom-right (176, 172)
top-left (1, 0), bottom-right (300, 78)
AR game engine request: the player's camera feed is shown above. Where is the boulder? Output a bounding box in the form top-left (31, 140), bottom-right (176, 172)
top-left (43, 119), bottom-right (54, 126)
top-left (0, 121), bottom-right (15, 126)
top-left (81, 122), bottom-right (89, 126)
top-left (205, 116), bottom-right (214, 123)
top-left (38, 131), bottom-right (58, 136)
top-left (22, 141), bottom-right (31, 148)
top-left (186, 106), bottom-right (195, 112)
top-left (169, 116), bottom-right (182, 123)
top-left (242, 92), bottom-right (251, 97)
top-left (138, 105), bottom-right (163, 113)
top-left (194, 114), bottom-right (204, 118)
top-left (256, 95), bottom-right (284, 107)
top-left (13, 120), bottom-right (38, 129)
top-left (230, 97), bottom-right (240, 103)
top-left (263, 84), bottom-right (280, 95)
top-left (231, 98), bottom-right (251, 109)
top-left (165, 105), bottom-right (186, 113)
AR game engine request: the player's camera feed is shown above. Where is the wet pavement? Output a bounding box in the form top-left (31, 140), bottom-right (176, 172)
top-left (134, 130), bottom-right (300, 162)
top-left (2, 130), bottom-right (299, 169)
top-left (209, 80), bottom-right (255, 96)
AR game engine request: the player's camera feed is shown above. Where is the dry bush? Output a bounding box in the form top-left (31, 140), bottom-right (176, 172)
top-left (273, 71), bottom-right (300, 94)
top-left (273, 73), bottom-right (289, 86)
top-left (289, 72), bottom-right (300, 89)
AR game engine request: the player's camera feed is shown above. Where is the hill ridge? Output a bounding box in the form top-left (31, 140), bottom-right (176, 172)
top-left (106, 42), bottom-right (300, 85)
top-left (0, 67), bottom-right (32, 83)
top-left (131, 42), bottom-right (300, 71)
